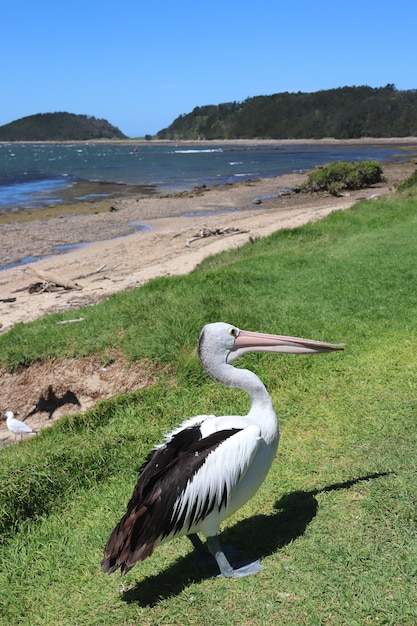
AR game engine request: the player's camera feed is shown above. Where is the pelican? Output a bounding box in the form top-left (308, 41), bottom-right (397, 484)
top-left (5, 411), bottom-right (36, 440)
top-left (102, 322), bottom-right (344, 578)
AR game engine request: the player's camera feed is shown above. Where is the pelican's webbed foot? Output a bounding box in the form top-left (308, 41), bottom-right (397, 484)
top-left (220, 559), bottom-right (265, 578)
top-left (206, 535), bottom-right (265, 578)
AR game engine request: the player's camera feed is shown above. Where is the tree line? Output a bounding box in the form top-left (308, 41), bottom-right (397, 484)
top-left (0, 112), bottom-right (126, 141)
top-left (156, 85), bottom-right (417, 140)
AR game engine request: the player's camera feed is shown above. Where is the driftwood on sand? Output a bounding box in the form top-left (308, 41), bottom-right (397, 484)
top-left (186, 227), bottom-right (250, 247)
top-left (71, 263), bottom-right (117, 281)
top-left (13, 264), bottom-right (116, 295)
top-left (27, 268), bottom-right (83, 291)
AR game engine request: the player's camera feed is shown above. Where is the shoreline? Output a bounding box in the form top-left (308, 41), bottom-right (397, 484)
top-left (2, 138), bottom-right (416, 225)
top-left (1, 158), bottom-right (416, 334)
top-left (2, 136), bottom-right (417, 145)
top-left (0, 171), bottom-right (308, 270)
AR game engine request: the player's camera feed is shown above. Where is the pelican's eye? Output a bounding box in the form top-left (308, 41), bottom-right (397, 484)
top-left (228, 327), bottom-right (238, 338)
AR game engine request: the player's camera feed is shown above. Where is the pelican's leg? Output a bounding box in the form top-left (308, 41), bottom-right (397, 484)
top-left (187, 533), bottom-right (208, 557)
top-left (206, 536), bottom-right (265, 578)
top-left (188, 534), bottom-right (240, 571)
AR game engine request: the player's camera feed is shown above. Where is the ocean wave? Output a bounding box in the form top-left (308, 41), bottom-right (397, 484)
top-left (173, 149), bottom-right (223, 154)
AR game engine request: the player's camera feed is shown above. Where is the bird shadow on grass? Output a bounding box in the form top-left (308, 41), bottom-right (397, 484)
top-left (121, 471), bottom-right (391, 607)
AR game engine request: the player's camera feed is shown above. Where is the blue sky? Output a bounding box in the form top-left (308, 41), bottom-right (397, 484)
top-left (2, 0), bottom-right (416, 137)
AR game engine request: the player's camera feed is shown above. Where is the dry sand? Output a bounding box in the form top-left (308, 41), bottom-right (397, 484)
top-left (1, 155), bottom-right (416, 443)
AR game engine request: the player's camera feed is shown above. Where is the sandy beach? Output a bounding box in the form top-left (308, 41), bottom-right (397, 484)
top-left (1, 153), bottom-right (416, 443)
top-left (2, 156), bottom-right (416, 333)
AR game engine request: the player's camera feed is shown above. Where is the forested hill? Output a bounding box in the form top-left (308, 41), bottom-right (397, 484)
top-left (0, 112), bottom-right (126, 141)
top-left (157, 85), bottom-right (417, 140)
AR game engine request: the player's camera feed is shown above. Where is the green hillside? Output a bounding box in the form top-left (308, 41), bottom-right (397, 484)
top-left (157, 84), bottom-right (417, 140)
top-left (0, 112), bottom-right (127, 141)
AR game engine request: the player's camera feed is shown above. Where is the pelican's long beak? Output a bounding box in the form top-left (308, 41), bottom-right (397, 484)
top-left (227, 329), bottom-right (345, 363)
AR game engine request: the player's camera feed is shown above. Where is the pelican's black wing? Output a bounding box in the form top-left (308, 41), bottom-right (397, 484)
top-left (102, 424), bottom-right (241, 576)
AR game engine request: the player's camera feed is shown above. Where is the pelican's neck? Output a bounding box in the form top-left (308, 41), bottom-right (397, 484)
top-left (202, 356), bottom-right (278, 440)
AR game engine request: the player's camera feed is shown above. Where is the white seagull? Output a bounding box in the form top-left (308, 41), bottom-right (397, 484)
top-left (5, 411), bottom-right (36, 440)
top-left (102, 322), bottom-right (344, 578)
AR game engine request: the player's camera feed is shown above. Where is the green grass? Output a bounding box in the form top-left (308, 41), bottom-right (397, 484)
top-left (1, 187), bottom-right (417, 624)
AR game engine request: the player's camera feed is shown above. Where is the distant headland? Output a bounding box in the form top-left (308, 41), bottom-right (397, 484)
top-left (2, 85), bottom-right (417, 142)
top-left (0, 112), bottom-right (126, 141)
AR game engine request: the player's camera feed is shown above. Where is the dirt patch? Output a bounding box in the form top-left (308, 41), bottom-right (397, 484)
top-left (0, 354), bottom-right (155, 446)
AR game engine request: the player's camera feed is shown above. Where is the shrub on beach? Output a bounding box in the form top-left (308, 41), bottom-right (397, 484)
top-left (302, 160), bottom-right (386, 196)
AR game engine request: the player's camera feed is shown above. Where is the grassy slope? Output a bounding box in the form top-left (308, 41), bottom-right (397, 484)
top-left (0, 192), bottom-right (416, 624)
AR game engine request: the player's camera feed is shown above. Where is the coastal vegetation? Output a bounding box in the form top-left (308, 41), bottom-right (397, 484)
top-left (0, 168), bottom-right (417, 623)
top-left (0, 112), bottom-right (126, 141)
top-left (157, 84), bottom-right (417, 140)
top-left (301, 159), bottom-right (386, 195)
top-left (2, 85), bottom-right (417, 142)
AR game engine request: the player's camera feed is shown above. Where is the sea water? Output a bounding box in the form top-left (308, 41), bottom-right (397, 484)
top-left (0, 141), bottom-right (411, 212)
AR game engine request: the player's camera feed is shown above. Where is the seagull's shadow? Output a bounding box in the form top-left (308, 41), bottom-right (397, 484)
top-left (121, 471), bottom-right (390, 606)
top-left (26, 385), bottom-right (81, 419)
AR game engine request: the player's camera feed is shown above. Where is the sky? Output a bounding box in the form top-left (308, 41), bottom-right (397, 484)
top-left (1, 0), bottom-right (416, 138)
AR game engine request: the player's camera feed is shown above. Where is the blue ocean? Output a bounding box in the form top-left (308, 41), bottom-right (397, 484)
top-left (0, 141), bottom-right (411, 212)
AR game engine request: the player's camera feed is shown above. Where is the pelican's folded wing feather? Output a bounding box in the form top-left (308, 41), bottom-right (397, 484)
top-left (102, 423), bottom-right (261, 576)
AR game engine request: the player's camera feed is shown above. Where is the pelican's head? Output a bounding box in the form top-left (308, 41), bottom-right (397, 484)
top-left (199, 322), bottom-right (344, 367)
